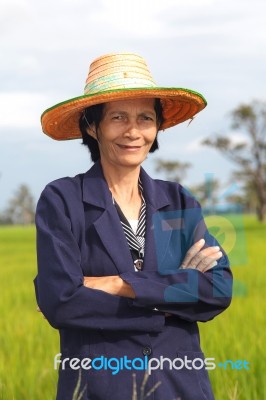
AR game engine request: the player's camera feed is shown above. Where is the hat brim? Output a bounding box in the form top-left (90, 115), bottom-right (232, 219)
top-left (41, 87), bottom-right (207, 140)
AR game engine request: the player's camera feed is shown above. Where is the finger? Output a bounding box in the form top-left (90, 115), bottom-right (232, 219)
top-left (180, 239), bottom-right (205, 268)
top-left (201, 261), bottom-right (218, 273)
top-left (190, 247), bottom-right (221, 269)
top-left (195, 251), bottom-right (223, 272)
top-left (198, 246), bottom-right (220, 258)
top-left (190, 260), bottom-right (218, 273)
top-left (183, 248), bottom-right (222, 270)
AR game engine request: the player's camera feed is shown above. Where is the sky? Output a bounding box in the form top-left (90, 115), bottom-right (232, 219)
top-left (1, 0), bottom-right (266, 210)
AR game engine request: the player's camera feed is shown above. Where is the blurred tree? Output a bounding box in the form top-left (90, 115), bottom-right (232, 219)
top-left (154, 159), bottom-right (191, 183)
top-left (0, 213), bottom-right (12, 225)
top-left (3, 184), bottom-right (35, 225)
top-left (189, 179), bottom-right (220, 210)
top-left (202, 100), bottom-right (266, 222)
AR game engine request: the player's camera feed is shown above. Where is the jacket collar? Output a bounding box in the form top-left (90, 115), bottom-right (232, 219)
top-left (82, 160), bottom-right (170, 211)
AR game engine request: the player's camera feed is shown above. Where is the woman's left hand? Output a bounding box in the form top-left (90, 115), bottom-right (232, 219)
top-left (180, 239), bottom-right (222, 273)
top-left (83, 275), bottom-right (136, 298)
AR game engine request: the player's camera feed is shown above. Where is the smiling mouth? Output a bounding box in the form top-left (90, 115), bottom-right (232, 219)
top-left (117, 144), bottom-right (142, 150)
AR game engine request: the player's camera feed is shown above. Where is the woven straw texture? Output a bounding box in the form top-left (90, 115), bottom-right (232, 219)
top-left (41, 53), bottom-right (207, 140)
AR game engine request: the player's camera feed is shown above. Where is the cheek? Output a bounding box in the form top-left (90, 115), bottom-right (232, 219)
top-left (146, 130), bottom-right (158, 145)
top-left (96, 127), bottom-right (114, 147)
top-left (99, 140), bottom-right (119, 159)
top-left (98, 125), bottom-right (122, 145)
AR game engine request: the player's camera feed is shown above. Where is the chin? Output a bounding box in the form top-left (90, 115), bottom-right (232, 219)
top-left (115, 155), bottom-right (146, 167)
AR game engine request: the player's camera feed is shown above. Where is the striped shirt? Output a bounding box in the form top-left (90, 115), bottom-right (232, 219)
top-left (113, 179), bottom-right (146, 271)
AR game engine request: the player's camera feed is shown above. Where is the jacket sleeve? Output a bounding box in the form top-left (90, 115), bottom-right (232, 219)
top-left (121, 264), bottom-right (232, 323)
top-left (120, 204), bottom-right (233, 323)
top-left (34, 184), bottom-right (165, 332)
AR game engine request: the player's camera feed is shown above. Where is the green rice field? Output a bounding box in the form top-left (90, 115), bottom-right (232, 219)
top-left (0, 215), bottom-right (265, 399)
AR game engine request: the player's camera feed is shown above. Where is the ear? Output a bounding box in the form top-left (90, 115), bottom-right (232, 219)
top-left (86, 122), bottom-right (97, 140)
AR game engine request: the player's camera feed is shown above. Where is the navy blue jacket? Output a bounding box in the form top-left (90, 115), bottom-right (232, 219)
top-left (34, 161), bottom-right (232, 400)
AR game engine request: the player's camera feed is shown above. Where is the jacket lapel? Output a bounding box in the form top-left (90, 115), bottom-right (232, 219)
top-left (93, 208), bottom-right (133, 274)
top-left (82, 162), bottom-right (133, 274)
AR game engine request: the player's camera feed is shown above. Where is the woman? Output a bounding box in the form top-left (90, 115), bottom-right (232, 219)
top-left (35, 53), bottom-right (232, 400)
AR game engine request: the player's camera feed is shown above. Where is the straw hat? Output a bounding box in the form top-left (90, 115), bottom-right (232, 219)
top-left (41, 53), bottom-right (207, 140)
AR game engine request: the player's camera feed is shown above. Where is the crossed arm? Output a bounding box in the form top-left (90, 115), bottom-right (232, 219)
top-left (83, 239), bottom-right (223, 298)
top-left (36, 184), bottom-right (232, 327)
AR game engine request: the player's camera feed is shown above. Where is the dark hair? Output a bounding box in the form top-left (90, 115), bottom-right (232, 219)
top-left (79, 99), bottom-right (164, 162)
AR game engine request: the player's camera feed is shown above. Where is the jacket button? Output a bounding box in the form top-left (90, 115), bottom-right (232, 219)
top-left (142, 346), bottom-right (152, 356)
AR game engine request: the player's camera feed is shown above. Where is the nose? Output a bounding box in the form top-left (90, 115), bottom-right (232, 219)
top-left (124, 119), bottom-right (140, 139)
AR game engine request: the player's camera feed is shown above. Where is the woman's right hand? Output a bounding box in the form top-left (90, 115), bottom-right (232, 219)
top-left (180, 239), bottom-right (223, 273)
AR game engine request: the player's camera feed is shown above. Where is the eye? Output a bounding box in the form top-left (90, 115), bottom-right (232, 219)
top-left (111, 114), bottom-right (126, 121)
top-left (140, 114), bottom-right (155, 122)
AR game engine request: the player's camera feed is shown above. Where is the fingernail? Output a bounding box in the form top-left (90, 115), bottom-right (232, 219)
top-left (199, 239), bottom-right (205, 245)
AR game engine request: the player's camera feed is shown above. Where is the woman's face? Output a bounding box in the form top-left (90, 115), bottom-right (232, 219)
top-left (89, 98), bottom-right (158, 170)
